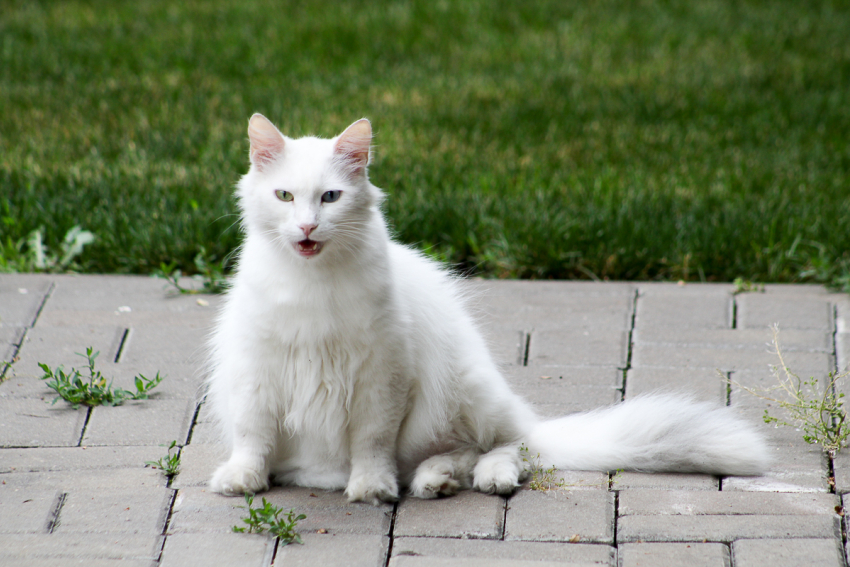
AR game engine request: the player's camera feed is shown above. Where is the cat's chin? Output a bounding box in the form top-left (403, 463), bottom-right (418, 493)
top-left (294, 239), bottom-right (324, 258)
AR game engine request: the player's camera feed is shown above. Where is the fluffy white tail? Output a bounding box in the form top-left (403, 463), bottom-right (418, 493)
top-left (525, 394), bottom-right (770, 476)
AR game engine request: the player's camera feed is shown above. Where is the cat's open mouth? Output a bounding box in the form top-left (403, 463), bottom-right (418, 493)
top-left (295, 239), bottom-right (324, 258)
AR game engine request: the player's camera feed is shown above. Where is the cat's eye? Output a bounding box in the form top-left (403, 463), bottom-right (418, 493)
top-left (275, 190), bottom-right (294, 202)
top-left (321, 190), bottom-right (342, 203)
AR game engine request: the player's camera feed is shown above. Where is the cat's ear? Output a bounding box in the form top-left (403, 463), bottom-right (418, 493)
top-left (333, 119), bottom-right (372, 178)
top-left (247, 114), bottom-right (285, 170)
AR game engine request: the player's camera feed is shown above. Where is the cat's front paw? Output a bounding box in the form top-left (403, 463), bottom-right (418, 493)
top-left (345, 471), bottom-right (399, 505)
top-left (210, 461), bottom-right (270, 495)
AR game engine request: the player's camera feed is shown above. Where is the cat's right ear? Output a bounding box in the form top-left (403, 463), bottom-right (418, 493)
top-left (247, 114), bottom-right (285, 171)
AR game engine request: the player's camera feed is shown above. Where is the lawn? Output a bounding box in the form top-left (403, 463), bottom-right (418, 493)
top-left (1, 0), bottom-right (848, 288)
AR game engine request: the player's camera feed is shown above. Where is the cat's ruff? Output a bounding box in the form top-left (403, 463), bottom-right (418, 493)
top-left (205, 114), bottom-right (770, 504)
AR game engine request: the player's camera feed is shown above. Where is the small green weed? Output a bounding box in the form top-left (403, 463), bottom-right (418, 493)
top-left (232, 494), bottom-right (306, 545)
top-left (153, 246), bottom-right (228, 295)
top-left (732, 277), bottom-right (765, 295)
top-left (145, 440), bottom-right (181, 478)
top-left (731, 326), bottom-right (850, 457)
top-left (39, 347), bottom-right (163, 409)
top-left (519, 444), bottom-right (566, 491)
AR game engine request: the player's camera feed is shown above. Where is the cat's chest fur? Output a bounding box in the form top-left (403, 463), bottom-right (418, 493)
top-left (218, 236), bottom-right (403, 431)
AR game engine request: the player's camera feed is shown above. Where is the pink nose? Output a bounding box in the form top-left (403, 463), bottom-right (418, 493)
top-left (299, 224), bottom-right (317, 237)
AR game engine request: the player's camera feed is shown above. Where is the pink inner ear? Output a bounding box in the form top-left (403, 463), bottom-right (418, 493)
top-left (248, 114), bottom-right (285, 169)
top-left (334, 119), bottom-right (372, 173)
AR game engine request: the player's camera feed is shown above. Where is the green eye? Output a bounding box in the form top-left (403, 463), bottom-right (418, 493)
top-left (275, 190), bottom-right (293, 202)
top-left (321, 190), bottom-right (341, 203)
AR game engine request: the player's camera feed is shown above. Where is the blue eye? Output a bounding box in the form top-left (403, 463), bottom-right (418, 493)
top-left (275, 190), bottom-right (293, 202)
top-left (322, 190), bottom-right (341, 203)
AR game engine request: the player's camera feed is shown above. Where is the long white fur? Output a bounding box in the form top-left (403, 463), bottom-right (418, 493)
top-left (205, 115), bottom-right (770, 504)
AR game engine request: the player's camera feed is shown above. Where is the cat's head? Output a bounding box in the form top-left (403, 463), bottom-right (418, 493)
top-left (236, 114), bottom-right (383, 261)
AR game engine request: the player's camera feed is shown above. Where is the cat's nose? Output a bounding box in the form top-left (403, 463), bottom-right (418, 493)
top-left (299, 224), bottom-right (318, 237)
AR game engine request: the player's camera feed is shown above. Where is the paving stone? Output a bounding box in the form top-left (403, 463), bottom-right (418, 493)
top-left (108, 362), bottom-right (205, 400)
top-left (618, 542), bottom-right (729, 567)
top-left (0, 398), bottom-right (87, 447)
top-left (118, 324), bottom-right (211, 367)
top-left (612, 472), bottom-right (718, 491)
top-left (0, 446), bottom-right (166, 474)
top-left (394, 490), bottom-right (504, 539)
top-left (0, 372), bottom-right (56, 399)
top-left (186, 404), bottom-right (221, 445)
top-left (504, 366), bottom-right (622, 417)
top-left (529, 329), bottom-right (629, 367)
top-left (617, 513), bottom-right (840, 543)
top-left (0, 533), bottom-right (163, 561)
top-left (721, 458), bottom-right (831, 493)
top-left (474, 288), bottom-right (634, 335)
top-left (631, 344), bottom-right (831, 373)
top-left (835, 294), bottom-right (850, 333)
top-left (625, 367), bottom-right (726, 404)
top-left (479, 327), bottom-right (526, 365)
top-left (171, 443), bottom-right (228, 489)
top-left (42, 274), bottom-right (221, 315)
top-left (618, 490), bottom-right (839, 516)
top-left (170, 486), bottom-right (392, 536)
top-left (82, 398), bottom-right (196, 446)
top-left (275, 533), bottom-right (388, 567)
top-left (390, 537), bottom-right (615, 565)
top-left (8, 325), bottom-right (128, 395)
top-left (0, 275), bottom-right (53, 327)
top-left (635, 287), bottom-right (732, 330)
top-left (731, 538), bottom-right (844, 567)
top-left (52, 486), bottom-right (173, 535)
top-left (0, 487), bottom-right (60, 533)
top-left (504, 488), bottom-right (614, 543)
top-left (836, 333), bottom-right (850, 376)
top-left (0, 557), bottom-right (156, 567)
top-left (0, 468), bottom-right (166, 492)
top-left (632, 327), bottom-right (832, 353)
top-left (736, 294), bottom-right (833, 331)
top-left (37, 306), bottom-right (217, 329)
top-left (160, 532), bottom-right (274, 567)
top-left (391, 557), bottom-right (583, 567)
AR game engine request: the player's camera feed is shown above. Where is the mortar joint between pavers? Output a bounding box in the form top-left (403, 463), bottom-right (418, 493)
top-left (383, 500), bottom-right (400, 567)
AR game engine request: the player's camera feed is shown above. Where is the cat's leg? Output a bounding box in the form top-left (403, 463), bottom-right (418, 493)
top-left (409, 449), bottom-right (478, 499)
top-left (344, 359), bottom-right (408, 505)
top-left (472, 444), bottom-right (528, 495)
top-left (208, 370), bottom-right (278, 495)
top-left (209, 414), bottom-right (276, 495)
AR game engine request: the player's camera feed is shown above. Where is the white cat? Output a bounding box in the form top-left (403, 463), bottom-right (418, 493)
top-left (205, 114), bottom-right (770, 504)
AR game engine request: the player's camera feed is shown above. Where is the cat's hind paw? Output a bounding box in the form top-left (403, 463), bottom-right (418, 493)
top-left (410, 469), bottom-right (461, 499)
top-left (410, 455), bottom-right (464, 499)
top-left (472, 447), bottom-right (523, 495)
top-left (210, 461), bottom-right (270, 495)
top-left (345, 471), bottom-right (399, 505)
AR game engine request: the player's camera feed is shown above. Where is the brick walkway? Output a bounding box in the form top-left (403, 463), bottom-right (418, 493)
top-left (1, 274), bottom-right (848, 566)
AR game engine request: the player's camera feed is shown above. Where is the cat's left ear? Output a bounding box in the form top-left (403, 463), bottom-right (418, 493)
top-left (333, 119), bottom-right (372, 178)
top-left (248, 113), bottom-right (286, 171)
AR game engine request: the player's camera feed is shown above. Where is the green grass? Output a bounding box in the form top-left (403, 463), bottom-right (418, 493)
top-left (1, 0), bottom-right (849, 286)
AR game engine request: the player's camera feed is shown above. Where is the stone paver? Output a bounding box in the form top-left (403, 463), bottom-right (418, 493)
top-left (504, 487), bottom-right (614, 543)
top-left (394, 490), bottom-right (504, 539)
top-left (390, 537), bottom-right (614, 565)
top-left (618, 542), bottom-right (730, 567)
top-left (1, 275), bottom-right (847, 566)
top-left (731, 538), bottom-right (844, 567)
